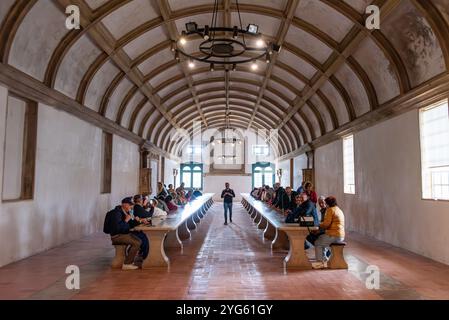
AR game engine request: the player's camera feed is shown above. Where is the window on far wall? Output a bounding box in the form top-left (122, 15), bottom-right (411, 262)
top-left (180, 162), bottom-right (203, 190)
top-left (2, 95), bottom-right (37, 202)
top-left (420, 99), bottom-right (449, 200)
top-left (343, 135), bottom-right (355, 194)
top-left (252, 162), bottom-right (275, 189)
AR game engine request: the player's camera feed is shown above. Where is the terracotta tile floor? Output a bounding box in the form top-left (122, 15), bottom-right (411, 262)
top-left (0, 203), bottom-right (448, 300)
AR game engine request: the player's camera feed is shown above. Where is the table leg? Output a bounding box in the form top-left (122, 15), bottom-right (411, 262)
top-left (193, 211), bottom-right (201, 224)
top-left (164, 229), bottom-right (183, 253)
top-left (142, 230), bottom-right (169, 268)
top-left (283, 229), bottom-right (312, 270)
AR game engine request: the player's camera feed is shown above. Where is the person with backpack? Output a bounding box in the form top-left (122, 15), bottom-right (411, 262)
top-left (103, 197), bottom-right (148, 270)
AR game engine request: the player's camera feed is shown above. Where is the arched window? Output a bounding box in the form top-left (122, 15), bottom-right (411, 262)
top-left (180, 162), bottom-right (203, 190)
top-left (252, 162), bottom-right (275, 189)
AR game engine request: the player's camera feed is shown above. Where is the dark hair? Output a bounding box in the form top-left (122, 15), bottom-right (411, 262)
top-left (325, 196), bottom-right (337, 207)
top-left (133, 194), bottom-right (142, 202)
top-left (165, 195), bottom-right (173, 202)
top-left (304, 182), bottom-right (313, 189)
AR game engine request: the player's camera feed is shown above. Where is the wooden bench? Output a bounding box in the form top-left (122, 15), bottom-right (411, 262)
top-left (112, 194), bottom-right (214, 269)
top-left (241, 193), bottom-right (318, 270)
top-left (328, 242), bottom-right (348, 269)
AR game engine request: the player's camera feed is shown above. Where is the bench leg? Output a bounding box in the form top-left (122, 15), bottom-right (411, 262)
top-left (193, 211), bottom-right (201, 224)
top-left (328, 246), bottom-right (348, 269)
top-left (250, 208), bottom-right (257, 219)
top-left (164, 229), bottom-right (183, 254)
top-left (271, 229), bottom-right (289, 251)
top-left (142, 230), bottom-right (170, 268)
top-left (111, 245), bottom-right (126, 269)
top-left (187, 215), bottom-right (197, 230)
top-left (283, 229), bottom-right (312, 270)
top-left (264, 222), bottom-right (276, 240)
top-left (254, 211), bottom-right (262, 224)
top-left (178, 220), bottom-right (191, 240)
top-left (258, 215), bottom-right (268, 230)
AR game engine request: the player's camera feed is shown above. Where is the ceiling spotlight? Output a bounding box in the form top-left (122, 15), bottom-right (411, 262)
top-left (204, 25), bottom-right (210, 40)
top-left (175, 51), bottom-right (180, 62)
top-left (251, 61), bottom-right (258, 70)
top-left (247, 24), bottom-right (259, 34)
top-left (188, 60), bottom-right (195, 69)
top-left (185, 21), bottom-right (198, 33)
top-left (170, 41), bottom-right (176, 52)
top-left (179, 32), bottom-right (187, 46)
top-left (210, 63), bottom-right (214, 72)
top-left (256, 38), bottom-right (264, 48)
top-left (211, 141), bottom-right (215, 146)
top-left (232, 63), bottom-right (236, 72)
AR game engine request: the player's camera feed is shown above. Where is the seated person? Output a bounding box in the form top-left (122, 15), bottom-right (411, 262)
top-left (279, 187), bottom-right (297, 211)
top-left (103, 197), bottom-right (150, 270)
top-left (156, 195), bottom-right (170, 212)
top-left (270, 183), bottom-right (281, 207)
top-left (185, 190), bottom-right (193, 202)
top-left (157, 182), bottom-right (168, 198)
top-left (149, 199), bottom-right (168, 217)
top-left (312, 196), bottom-right (345, 268)
top-left (133, 194), bottom-right (153, 219)
top-left (168, 184), bottom-right (177, 198)
top-left (318, 196), bottom-right (327, 222)
top-left (164, 195), bottom-right (178, 212)
top-left (304, 181), bottom-right (318, 204)
top-left (176, 183), bottom-right (188, 205)
top-left (285, 193), bottom-right (318, 225)
top-left (250, 187), bottom-right (259, 198)
top-left (192, 189), bottom-right (202, 198)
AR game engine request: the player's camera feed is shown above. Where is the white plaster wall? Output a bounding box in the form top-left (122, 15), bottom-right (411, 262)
top-left (204, 175), bottom-right (252, 202)
top-left (315, 109), bottom-right (449, 265)
top-left (278, 159), bottom-right (290, 187)
top-left (164, 158), bottom-right (180, 188)
top-left (0, 87), bottom-right (140, 266)
top-left (150, 160), bottom-right (158, 197)
top-left (293, 154), bottom-right (308, 190)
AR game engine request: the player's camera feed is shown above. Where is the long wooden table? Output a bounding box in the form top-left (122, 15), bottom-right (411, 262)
top-left (241, 193), bottom-right (318, 270)
top-left (133, 193), bottom-right (214, 268)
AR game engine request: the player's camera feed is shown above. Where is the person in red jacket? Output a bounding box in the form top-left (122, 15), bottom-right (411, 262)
top-left (304, 182), bottom-right (318, 204)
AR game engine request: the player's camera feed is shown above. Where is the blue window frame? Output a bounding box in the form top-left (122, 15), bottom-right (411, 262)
top-left (180, 162), bottom-right (203, 190)
top-left (252, 162), bottom-right (275, 189)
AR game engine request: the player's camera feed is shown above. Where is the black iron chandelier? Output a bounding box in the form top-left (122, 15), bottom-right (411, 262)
top-left (172, 0), bottom-right (281, 70)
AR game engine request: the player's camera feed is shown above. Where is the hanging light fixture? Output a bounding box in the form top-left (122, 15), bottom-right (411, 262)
top-left (174, 0), bottom-right (278, 69)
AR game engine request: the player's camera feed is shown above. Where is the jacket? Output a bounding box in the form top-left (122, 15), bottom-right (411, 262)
top-left (320, 206), bottom-right (345, 238)
top-left (288, 200), bottom-right (319, 225)
top-left (133, 204), bottom-right (153, 219)
top-left (104, 206), bottom-right (140, 236)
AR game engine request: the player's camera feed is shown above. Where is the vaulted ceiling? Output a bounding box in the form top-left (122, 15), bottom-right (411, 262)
top-left (1, 0), bottom-right (448, 158)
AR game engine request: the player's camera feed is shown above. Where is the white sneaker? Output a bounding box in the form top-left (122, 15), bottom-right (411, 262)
top-left (122, 263), bottom-right (139, 270)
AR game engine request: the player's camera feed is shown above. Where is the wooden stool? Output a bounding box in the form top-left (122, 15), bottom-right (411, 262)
top-left (328, 242), bottom-right (348, 269)
top-left (111, 245), bottom-right (127, 269)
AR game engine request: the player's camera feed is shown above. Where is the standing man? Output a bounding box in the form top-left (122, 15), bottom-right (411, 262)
top-left (221, 182), bottom-right (235, 225)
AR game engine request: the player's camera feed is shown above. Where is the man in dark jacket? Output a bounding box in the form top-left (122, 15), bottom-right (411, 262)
top-left (104, 197), bottom-right (145, 270)
top-left (279, 187), bottom-right (297, 211)
top-left (133, 194), bottom-right (153, 218)
top-left (221, 182), bottom-right (235, 225)
top-left (287, 193), bottom-right (318, 225)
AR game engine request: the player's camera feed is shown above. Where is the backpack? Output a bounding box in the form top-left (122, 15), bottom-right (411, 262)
top-left (103, 209), bottom-right (115, 234)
